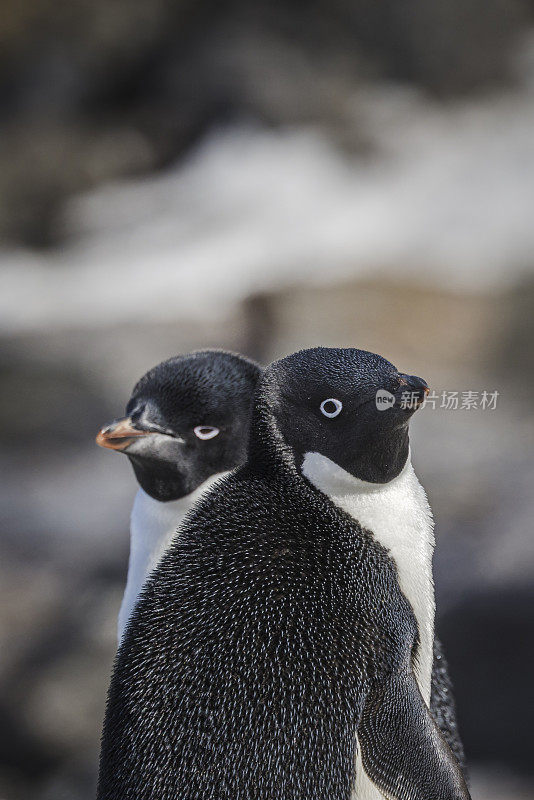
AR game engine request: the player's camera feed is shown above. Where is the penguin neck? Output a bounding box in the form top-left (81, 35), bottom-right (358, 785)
top-left (130, 482), bottom-right (212, 552)
top-left (130, 471), bottom-right (229, 565)
top-left (301, 450), bottom-right (436, 707)
top-left (117, 472), bottom-right (228, 642)
top-left (128, 457), bottom-right (196, 502)
top-left (247, 394), bottom-right (298, 479)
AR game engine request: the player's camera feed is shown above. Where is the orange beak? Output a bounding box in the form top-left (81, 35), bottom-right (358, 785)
top-left (96, 417), bottom-right (151, 452)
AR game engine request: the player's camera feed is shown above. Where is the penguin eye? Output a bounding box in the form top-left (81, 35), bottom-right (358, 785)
top-left (194, 426), bottom-right (220, 440)
top-left (320, 398), bottom-right (342, 418)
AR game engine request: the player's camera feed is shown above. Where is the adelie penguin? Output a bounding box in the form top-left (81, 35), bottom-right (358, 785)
top-left (96, 349), bottom-right (261, 641)
top-left (98, 347), bottom-right (469, 800)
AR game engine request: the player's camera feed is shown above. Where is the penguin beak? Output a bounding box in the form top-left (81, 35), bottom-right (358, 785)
top-left (398, 374), bottom-right (430, 408)
top-left (96, 417), bottom-right (151, 452)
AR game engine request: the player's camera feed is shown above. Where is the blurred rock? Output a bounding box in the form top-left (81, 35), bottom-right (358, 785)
top-left (440, 585), bottom-right (534, 773)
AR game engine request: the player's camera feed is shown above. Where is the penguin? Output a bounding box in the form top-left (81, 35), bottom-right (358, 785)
top-left (98, 347), bottom-right (470, 800)
top-left (96, 349), bottom-right (261, 641)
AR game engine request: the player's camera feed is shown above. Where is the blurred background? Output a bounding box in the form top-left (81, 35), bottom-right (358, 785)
top-left (1, 1), bottom-right (534, 798)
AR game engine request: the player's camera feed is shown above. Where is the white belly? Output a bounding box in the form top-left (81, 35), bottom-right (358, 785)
top-left (301, 452), bottom-right (435, 799)
top-left (117, 472), bottom-right (228, 642)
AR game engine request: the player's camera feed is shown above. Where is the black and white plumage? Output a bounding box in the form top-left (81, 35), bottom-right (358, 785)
top-left (98, 347), bottom-right (469, 800)
top-left (96, 349), bottom-right (261, 640)
top-left (431, 637), bottom-right (466, 771)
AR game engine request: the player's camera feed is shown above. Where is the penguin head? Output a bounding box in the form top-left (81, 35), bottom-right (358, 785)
top-left (96, 351), bottom-right (261, 501)
top-left (256, 347), bottom-right (428, 484)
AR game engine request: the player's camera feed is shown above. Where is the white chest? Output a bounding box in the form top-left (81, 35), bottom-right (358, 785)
top-left (302, 451), bottom-right (435, 703)
top-left (301, 452), bottom-right (435, 800)
top-left (117, 473), bottom-right (228, 642)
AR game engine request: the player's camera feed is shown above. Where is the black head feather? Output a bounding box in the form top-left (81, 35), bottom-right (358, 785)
top-left (105, 350), bottom-right (261, 501)
top-left (250, 347), bottom-right (427, 483)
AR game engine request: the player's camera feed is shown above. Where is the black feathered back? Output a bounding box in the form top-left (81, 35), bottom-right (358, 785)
top-left (99, 464), bottom-right (414, 799)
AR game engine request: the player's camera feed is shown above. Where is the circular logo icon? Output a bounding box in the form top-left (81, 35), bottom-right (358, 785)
top-left (375, 389), bottom-right (395, 411)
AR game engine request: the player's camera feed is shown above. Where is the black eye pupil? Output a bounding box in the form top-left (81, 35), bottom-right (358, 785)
top-left (323, 402), bottom-right (336, 413)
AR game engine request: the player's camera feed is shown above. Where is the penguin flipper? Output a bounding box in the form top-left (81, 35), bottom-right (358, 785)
top-left (357, 669), bottom-right (471, 800)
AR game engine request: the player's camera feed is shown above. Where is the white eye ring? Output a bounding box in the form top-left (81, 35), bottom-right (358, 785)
top-left (320, 398), bottom-right (342, 418)
top-left (194, 426), bottom-right (220, 440)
